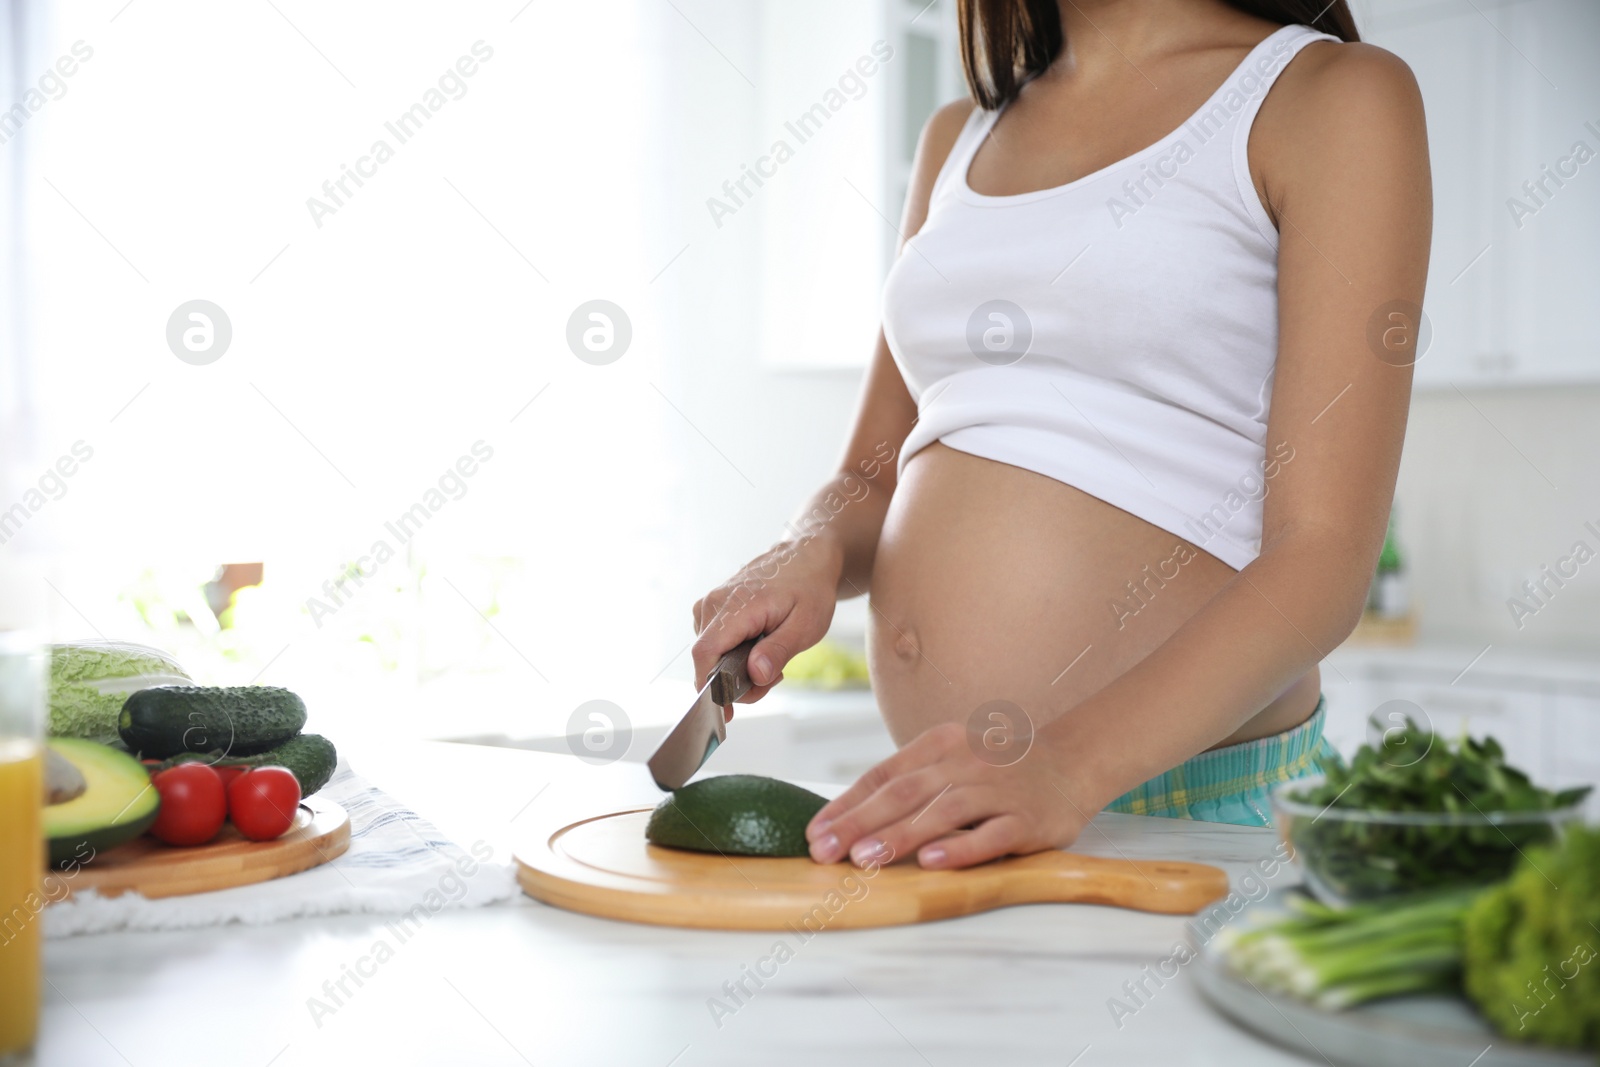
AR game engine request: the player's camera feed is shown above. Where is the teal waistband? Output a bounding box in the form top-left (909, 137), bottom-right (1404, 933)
top-left (1103, 696), bottom-right (1336, 828)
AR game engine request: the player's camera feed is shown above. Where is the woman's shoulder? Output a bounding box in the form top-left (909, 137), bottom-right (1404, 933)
top-left (1252, 35), bottom-right (1428, 195)
top-left (921, 98), bottom-right (979, 169)
top-left (900, 98), bottom-right (980, 234)
top-left (1268, 36), bottom-right (1424, 130)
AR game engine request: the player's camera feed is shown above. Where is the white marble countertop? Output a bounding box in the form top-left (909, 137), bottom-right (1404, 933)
top-left (31, 741), bottom-right (1315, 1067)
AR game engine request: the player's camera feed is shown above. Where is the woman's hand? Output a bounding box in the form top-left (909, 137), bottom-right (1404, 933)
top-left (805, 721), bottom-right (1097, 869)
top-left (691, 532), bottom-right (845, 705)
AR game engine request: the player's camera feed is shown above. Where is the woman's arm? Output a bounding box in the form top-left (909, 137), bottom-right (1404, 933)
top-left (807, 43), bottom-right (1432, 868)
top-left (691, 100), bottom-right (975, 696)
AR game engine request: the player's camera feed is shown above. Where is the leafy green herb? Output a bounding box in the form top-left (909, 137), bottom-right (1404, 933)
top-left (1286, 719), bottom-right (1590, 899)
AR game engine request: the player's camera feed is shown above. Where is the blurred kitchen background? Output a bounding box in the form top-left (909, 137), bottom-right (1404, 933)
top-left (1, 0), bottom-right (1596, 790)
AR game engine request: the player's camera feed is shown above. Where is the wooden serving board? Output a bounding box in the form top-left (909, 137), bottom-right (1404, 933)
top-left (52, 796), bottom-right (350, 901)
top-left (516, 808), bottom-right (1230, 930)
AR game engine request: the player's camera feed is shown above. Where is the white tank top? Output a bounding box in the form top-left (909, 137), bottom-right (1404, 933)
top-left (883, 24), bottom-right (1338, 570)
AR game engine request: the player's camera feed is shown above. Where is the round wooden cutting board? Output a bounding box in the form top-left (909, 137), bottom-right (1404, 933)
top-left (52, 796), bottom-right (351, 901)
top-left (516, 808), bottom-right (1230, 930)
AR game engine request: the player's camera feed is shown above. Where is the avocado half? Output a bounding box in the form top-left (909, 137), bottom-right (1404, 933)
top-left (43, 738), bottom-right (160, 868)
top-left (646, 774), bottom-right (828, 857)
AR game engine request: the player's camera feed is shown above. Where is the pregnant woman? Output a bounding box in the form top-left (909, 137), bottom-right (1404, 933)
top-left (692, 0), bottom-right (1430, 869)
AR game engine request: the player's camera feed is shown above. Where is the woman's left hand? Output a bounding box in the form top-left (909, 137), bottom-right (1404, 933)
top-left (805, 721), bottom-right (1096, 869)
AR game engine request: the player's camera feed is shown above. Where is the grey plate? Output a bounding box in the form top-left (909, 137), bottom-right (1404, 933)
top-left (1194, 905), bottom-right (1591, 1067)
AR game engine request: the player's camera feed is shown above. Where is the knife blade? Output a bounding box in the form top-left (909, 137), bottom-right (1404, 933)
top-left (647, 638), bottom-right (756, 791)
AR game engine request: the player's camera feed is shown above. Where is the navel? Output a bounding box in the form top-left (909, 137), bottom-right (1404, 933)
top-left (891, 627), bottom-right (922, 664)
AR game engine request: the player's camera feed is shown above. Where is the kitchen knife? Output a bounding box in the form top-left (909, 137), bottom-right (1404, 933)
top-left (647, 638), bottom-right (756, 791)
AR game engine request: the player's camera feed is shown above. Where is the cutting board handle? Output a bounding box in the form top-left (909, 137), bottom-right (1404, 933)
top-left (1007, 850), bottom-right (1231, 915)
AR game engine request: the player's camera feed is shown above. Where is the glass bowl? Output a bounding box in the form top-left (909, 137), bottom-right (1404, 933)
top-left (1271, 774), bottom-right (1588, 907)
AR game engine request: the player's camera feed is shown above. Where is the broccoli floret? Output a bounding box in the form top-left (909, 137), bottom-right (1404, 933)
top-left (1464, 825), bottom-right (1600, 1050)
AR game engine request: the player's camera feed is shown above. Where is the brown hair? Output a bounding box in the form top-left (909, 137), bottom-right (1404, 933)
top-left (957, 1), bottom-right (1361, 110)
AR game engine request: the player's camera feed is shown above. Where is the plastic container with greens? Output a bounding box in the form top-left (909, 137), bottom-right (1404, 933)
top-left (1272, 719), bottom-right (1589, 907)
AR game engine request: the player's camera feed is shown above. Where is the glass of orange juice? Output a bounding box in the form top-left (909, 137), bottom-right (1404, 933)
top-left (0, 629), bottom-right (44, 1062)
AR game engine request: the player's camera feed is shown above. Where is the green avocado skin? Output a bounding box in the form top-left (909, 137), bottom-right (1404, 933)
top-left (48, 810), bottom-right (158, 869)
top-left (44, 738), bottom-right (161, 868)
top-left (646, 775), bottom-right (828, 857)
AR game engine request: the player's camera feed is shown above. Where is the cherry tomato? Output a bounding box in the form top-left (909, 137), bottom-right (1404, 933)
top-left (215, 765), bottom-right (248, 791)
top-left (227, 767), bottom-right (301, 842)
top-left (149, 764), bottom-right (227, 846)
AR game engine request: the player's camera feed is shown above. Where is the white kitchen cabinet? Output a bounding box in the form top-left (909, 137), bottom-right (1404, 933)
top-left (1323, 644), bottom-right (1600, 805)
top-left (1361, 0), bottom-right (1600, 386)
top-left (1545, 693), bottom-right (1600, 793)
top-left (1361, 3), bottom-right (1505, 384)
top-left (1320, 676), bottom-right (1378, 756)
top-left (1496, 0), bottom-right (1600, 385)
top-left (1324, 673), bottom-right (1544, 771)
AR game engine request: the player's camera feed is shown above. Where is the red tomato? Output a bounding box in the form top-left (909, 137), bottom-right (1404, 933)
top-left (227, 767), bottom-right (301, 841)
top-left (149, 764), bottom-right (227, 846)
top-left (215, 765), bottom-right (248, 791)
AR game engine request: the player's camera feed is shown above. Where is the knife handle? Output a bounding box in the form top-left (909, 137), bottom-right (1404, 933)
top-left (709, 639), bottom-right (757, 705)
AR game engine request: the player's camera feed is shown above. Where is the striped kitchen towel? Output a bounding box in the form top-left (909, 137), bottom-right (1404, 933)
top-left (43, 763), bottom-right (517, 938)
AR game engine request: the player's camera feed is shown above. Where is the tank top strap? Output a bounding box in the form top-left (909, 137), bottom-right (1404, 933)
top-left (1228, 24), bottom-right (1342, 244)
top-left (928, 104), bottom-right (997, 206)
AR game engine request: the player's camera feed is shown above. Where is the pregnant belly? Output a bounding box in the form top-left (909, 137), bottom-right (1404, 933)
top-left (867, 442), bottom-right (1318, 751)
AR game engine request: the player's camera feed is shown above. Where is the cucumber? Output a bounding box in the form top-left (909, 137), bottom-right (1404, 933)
top-left (161, 733), bottom-right (338, 797)
top-left (119, 686), bottom-right (307, 760)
